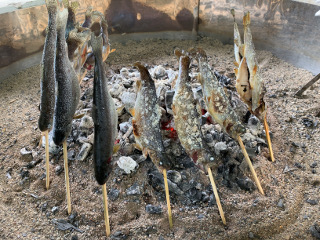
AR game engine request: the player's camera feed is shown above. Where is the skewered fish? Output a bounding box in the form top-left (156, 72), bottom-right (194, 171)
top-left (172, 49), bottom-right (217, 170)
top-left (38, 0), bottom-right (57, 132)
top-left (91, 22), bottom-right (118, 185)
top-left (189, 48), bottom-right (246, 139)
top-left (52, 7), bottom-right (80, 145)
top-left (131, 63), bottom-right (172, 172)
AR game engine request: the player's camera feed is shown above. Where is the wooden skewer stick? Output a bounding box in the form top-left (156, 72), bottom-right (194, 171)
top-left (263, 113), bottom-right (275, 162)
top-left (45, 130), bottom-right (50, 190)
top-left (237, 136), bottom-right (265, 195)
top-left (207, 167), bottom-right (226, 225)
top-left (63, 141), bottom-right (72, 214)
top-left (163, 169), bottom-right (173, 229)
top-left (102, 183), bottom-right (111, 237)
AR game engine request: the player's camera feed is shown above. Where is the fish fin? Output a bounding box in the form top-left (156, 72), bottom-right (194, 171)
top-left (253, 65), bottom-right (258, 76)
top-left (133, 143), bottom-right (142, 151)
top-left (243, 12), bottom-right (250, 26)
top-left (230, 9), bottom-right (235, 19)
top-left (70, 1), bottom-right (80, 12)
top-left (134, 62), bottom-right (153, 82)
top-left (129, 108), bottom-right (135, 117)
top-left (174, 48), bottom-right (184, 60)
top-left (73, 113), bottom-right (85, 119)
top-left (234, 61), bottom-right (239, 67)
top-left (135, 80), bottom-right (142, 92)
top-left (62, 0), bottom-right (69, 8)
top-left (142, 149), bottom-right (149, 158)
top-left (234, 68), bottom-right (239, 77)
top-left (113, 144), bottom-right (121, 154)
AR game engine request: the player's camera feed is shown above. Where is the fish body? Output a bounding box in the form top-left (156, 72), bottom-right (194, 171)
top-left (190, 48), bottom-right (245, 139)
top-left (91, 31), bottom-right (118, 185)
top-left (243, 12), bottom-right (265, 114)
top-left (52, 8), bottom-right (80, 145)
top-left (172, 50), bottom-right (216, 168)
top-left (132, 63), bottom-right (172, 171)
top-left (38, 0), bottom-right (57, 132)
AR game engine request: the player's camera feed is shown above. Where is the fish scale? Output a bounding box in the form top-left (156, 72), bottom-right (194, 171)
top-left (131, 63), bottom-right (172, 171)
top-left (38, 0), bottom-right (57, 132)
top-left (172, 50), bottom-right (217, 168)
top-left (52, 8), bottom-right (80, 145)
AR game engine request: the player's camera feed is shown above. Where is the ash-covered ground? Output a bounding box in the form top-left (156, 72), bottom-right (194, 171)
top-left (0, 37), bottom-right (319, 240)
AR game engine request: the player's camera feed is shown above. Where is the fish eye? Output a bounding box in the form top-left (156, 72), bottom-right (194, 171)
top-left (210, 157), bottom-right (214, 161)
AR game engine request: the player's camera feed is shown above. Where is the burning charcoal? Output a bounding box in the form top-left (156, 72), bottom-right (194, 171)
top-left (236, 177), bottom-right (255, 192)
top-left (145, 204), bottom-right (163, 214)
top-left (126, 182), bottom-right (141, 195)
top-left (301, 118), bottom-right (314, 128)
top-left (108, 188), bottom-right (120, 201)
top-left (153, 65), bottom-right (167, 79)
top-left (110, 231), bottom-right (128, 240)
top-left (20, 148), bottom-right (33, 162)
top-left (214, 142), bottom-right (228, 155)
top-left (117, 156), bottom-right (138, 174)
top-left (120, 92), bottom-right (136, 113)
top-left (310, 223), bottom-right (320, 239)
top-left (55, 165), bottom-right (63, 175)
top-left (167, 170), bottom-right (182, 184)
top-left (76, 143), bottom-right (92, 161)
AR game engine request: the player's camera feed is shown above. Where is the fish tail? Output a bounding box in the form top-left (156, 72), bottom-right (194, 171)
top-left (134, 62), bottom-right (153, 82)
top-left (230, 9), bottom-right (235, 21)
top-left (243, 11), bottom-right (250, 26)
top-left (174, 48), bottom-right (184, 59)
top-left (90, 30), bottom-right (103, 57)
top-left (56, 8), bottom-right (68, 30)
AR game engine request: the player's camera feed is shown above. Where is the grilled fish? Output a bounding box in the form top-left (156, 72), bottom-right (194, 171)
top-left (131, 63), bottom-right (172, 172)
top-left (38, 0), bottom-right (57, 132)
top-left (243, 12), bottom-right (266, 118)
top-left (231, 9), bottom-right (244, 68)
top-left (91, 24), bottom-right (118, 185)
top-left (172, 50), bottom-right (217, 169)
top-left (189, 48), bottom-right (245, 139)
top-left (52, 7), bottom-right (80, 145)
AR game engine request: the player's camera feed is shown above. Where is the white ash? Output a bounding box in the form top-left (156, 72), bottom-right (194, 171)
top-left (117, 156), bottom-right (138, 174)
top-left (76, 143), bottom-right (92, 161)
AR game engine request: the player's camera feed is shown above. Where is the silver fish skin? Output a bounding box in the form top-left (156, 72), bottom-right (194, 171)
top-left (243, 12), bottom-right (264, 113)
top-left (52, 8), bottom-right (80, 145)
top-left (38, 0), bottom-right (57, 132)
top-left (91, 31), bottom-right (118, 185)
top-left (189, 48), bottom-right (245, 140)
top-left (172, 50), bottom-right (217, 168)
top-left (132, 63), bottom-right (172, 171)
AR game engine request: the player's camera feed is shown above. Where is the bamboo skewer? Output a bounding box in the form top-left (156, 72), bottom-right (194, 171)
top-left (163, 169), bottom-right (173, 229)
top-left (45, 130), bottom-right (50, 190)
top-left (63, 141), bottom-right (72, 214)
top-left (263, 113), bottom-right (274, 162)
top-left (102, 183), bottom-right (111, 237)
top-left (237, 136), bottom-right (265, 195)
top-left (207, 167), bottom-right (226, 225)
